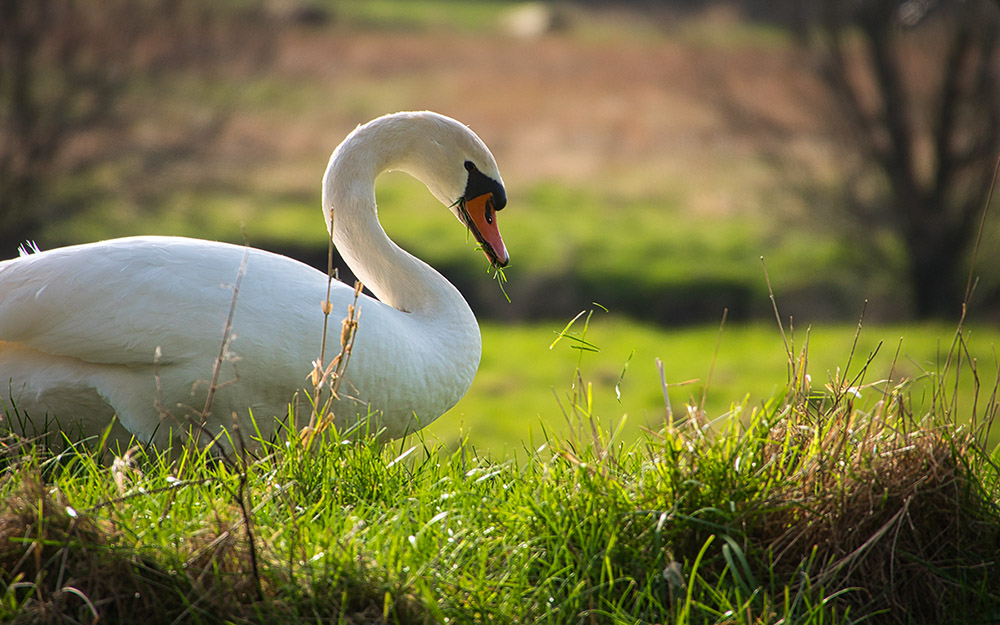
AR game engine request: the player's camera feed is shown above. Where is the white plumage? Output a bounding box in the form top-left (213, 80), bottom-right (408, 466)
top-left (0, 111), bottom-right (509, 449)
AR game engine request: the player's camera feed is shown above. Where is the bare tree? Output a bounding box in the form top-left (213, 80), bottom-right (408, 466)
top-left (811, 0), bottom-right (1000, 318)
top-left (0, 0), bottom-right (272, 257)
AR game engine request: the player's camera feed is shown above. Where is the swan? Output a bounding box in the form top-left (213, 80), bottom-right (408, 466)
top-left (0, 111), bottom-right (509, 449)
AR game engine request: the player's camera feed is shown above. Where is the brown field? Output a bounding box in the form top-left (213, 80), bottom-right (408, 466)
top-left (215, 12), bottom-right (840, 216)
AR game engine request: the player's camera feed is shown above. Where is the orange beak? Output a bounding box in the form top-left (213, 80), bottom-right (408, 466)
top-left (463, 192), bottom-right (509, 267)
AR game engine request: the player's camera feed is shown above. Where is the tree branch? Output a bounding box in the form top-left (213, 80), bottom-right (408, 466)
top-left (860, 4), bottom-right (920, 213)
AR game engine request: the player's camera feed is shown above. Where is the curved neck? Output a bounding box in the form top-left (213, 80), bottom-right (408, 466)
top-left (321, 119), bottom-right (471, 323)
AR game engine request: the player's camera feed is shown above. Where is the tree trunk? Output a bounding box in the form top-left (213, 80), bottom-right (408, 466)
top-left (905, 211), bottom-right (966, 318)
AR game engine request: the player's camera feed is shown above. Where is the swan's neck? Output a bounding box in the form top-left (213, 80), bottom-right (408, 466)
top-left (321, 121), bottom-right (473, 325)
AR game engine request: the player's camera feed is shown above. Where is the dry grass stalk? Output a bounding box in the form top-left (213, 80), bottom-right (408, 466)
top-left (306, 280), bottom-right (362, 438)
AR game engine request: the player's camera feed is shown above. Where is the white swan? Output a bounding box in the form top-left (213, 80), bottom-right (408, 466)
top-left (0, 111), bottom-right (509, 449)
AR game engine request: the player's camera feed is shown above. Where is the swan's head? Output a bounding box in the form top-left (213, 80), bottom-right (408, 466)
top-left (393, 112), bottom-right (510, 268)
top-left (451, 159), bottom-right (509, 268)
top-left (326, 111), bottom-right (510, 268)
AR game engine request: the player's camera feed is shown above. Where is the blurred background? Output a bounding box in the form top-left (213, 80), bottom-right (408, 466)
top-left (3, 0), bottom-right (1000, 453)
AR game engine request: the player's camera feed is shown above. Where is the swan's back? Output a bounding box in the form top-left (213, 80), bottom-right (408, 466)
top-left (1, 237), bottom-right (328, 444)
top-left (1, 237), bottom-right (321, 365)
top-left (0, 235), bottom-right (481, 447)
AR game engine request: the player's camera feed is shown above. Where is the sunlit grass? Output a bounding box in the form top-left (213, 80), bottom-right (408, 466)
top-left (432, 317), bottom-right (1000, 458)
top-left (2, 315), bottom-right (998, 623)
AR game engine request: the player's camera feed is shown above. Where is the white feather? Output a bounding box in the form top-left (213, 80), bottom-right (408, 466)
top-left (17, 241), bottom-right (41, 257)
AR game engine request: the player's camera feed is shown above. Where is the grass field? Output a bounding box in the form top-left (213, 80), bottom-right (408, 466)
top-left (2, 323), bottom-right (998, 623)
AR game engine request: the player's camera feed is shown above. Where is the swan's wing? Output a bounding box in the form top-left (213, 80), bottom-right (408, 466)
top-left (0, 236), bottom-right (330, 366)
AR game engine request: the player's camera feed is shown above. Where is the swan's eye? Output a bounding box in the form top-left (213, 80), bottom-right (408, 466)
top-left (464, 161), bottom-right (476, 172)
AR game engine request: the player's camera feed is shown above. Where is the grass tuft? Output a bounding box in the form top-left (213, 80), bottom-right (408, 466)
top-left (0, 473), bottom-right (171, 623)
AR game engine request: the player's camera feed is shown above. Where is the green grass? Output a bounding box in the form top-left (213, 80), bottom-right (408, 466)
top-left (368, 177), bottom-right (899, 312)
top-left (326, 0), bottom-right (518, 33)
top-left (48, 172), bottom-right (913, 325)
top-left (430, 316), bottom-right (1000, 458)
top-left (2, 319), bottom-right (999, 624)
